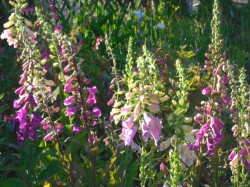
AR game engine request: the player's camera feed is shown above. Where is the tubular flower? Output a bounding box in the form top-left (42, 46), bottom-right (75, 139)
top-left (202, 86), bottom-right (212, 95)
top-left (120, 115), bottom-right (137, 146)
top-left (142, 113), bottom-right (163, 146)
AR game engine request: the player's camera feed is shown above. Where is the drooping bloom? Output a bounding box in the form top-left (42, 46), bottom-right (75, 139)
top-left (72, 125), bottom-right (83, 134)
top-left (142, 113), bottom-right (163, 146)
top-left (120, 115), bottom-right (137, 146)
top-left (93, 107), bottom-right (101, 118)
top-left (66, 106), bottom-right (77, 116)
top-left (64, 96), bottom-right (75, 106)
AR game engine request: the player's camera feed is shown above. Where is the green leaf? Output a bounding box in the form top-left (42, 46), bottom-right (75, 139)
top-left (1, 178), bottom-right (25, 187)
top-left (38, 161), bottom-right (61, 181)
top-left (124, 160), bottom-right (139, 187)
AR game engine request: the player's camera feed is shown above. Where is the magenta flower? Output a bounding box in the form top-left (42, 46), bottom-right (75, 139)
top-left (93, 107), bottom-right (101, 118)
top-left (202, 86), bottom-right (212, 95)
top-left (87, 86), bottom-right (98, 95)
top-left (14, 95), bottom-right (26, 109)
top-left (64, 96), bottom-right (75, 106)
top-left (143, 113), bottom-right (163, 146)
top-left (66, 106), bottom-right (77, 116)
top-left (86, 94), bottom-right (96, 105)
top-left (72, 125), bottom-right (83, 134)
top-left (64, 82), bottom-right (73, 93)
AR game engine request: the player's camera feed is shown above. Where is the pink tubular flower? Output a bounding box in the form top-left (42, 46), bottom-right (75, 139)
top-left (44, 132), bottom-right (54, 141)
top-left (120, 115), bottom-right (137, 146)
top-left (107, 97), bottom-right (114, 106)
top-left (143, 113), bottom-right (163, 146)
top-left (72, 125), bottom-right (83, 134)
top-left (121, 126), bottom-right (137, 146)
top-left (122, 116), bottom-right (134, 129)
top-left (93, 107), bottom-right (101, 118)
top-left (202, 86), bottom-right (212, 95)
top-left (66, 106), bottom-right (77, 116)
top-left (64, 96), bottom-right (75, 106)
top-left (86, 93), bottom-right (96, 105)
top-left (88, 86), bottom-right (98, 95)
top-left (64, 82), bottom-right (73, 93)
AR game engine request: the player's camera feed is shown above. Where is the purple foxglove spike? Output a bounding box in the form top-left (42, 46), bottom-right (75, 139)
top-left (202, 86), bottom-right (212, 95)
top-left (93, 107), bottom-right (102, 118)
top-left (72, 125), bottom-right (83, 134)
top-left (64, 96), bottom-right (75, 106)
top-left (66, 106), bottom-right (77, 116)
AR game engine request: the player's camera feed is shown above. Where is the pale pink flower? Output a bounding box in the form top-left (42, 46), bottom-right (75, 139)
top-left (143, 113), bottom-right (163, 146)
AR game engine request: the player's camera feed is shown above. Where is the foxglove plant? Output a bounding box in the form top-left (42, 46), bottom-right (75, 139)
top-left (227, 65), bottom-right (250, 187)
top-left (188, 0), bottom-right (231, 186)
top-left (1, 0), bottom-right (44, 144)
top-left (164, 59), bottom-right (195, 186)
top-left (107, 38), bottom-right (169, 185)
